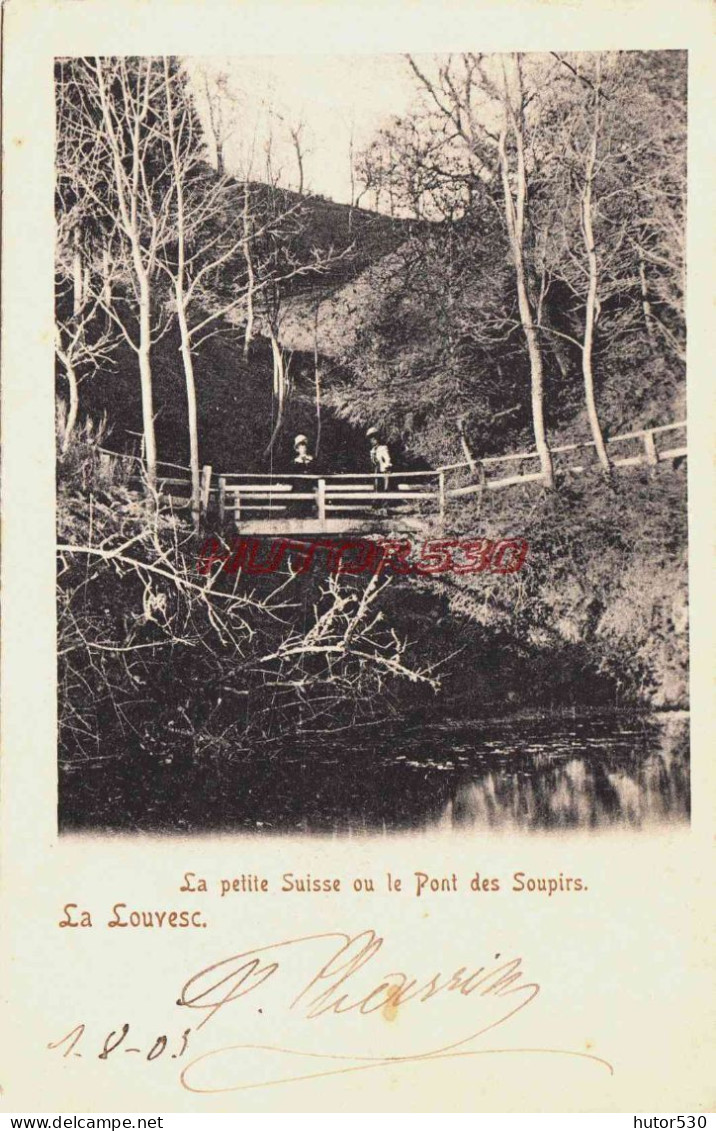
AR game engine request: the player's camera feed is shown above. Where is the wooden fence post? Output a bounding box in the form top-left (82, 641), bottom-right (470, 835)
top-left (317, 478), bottom-right (326, 529)
top-left (218, 477), bottom-right (226, 527)
top-left (474, 460), bottom-right (487, 516)
top-left (189, 467), bottom-right (202, 534)
top-left (642, 431), bottom-right (658, 473)
top-left (190, 480), bottom-right (201, 534)
top-left (200, 465), bottom-right (212, 520)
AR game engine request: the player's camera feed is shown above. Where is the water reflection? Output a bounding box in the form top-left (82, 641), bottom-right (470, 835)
top-left (440, 715), bottom-right (689, 832)
top-left (60, 711), bottom-right (689, 835)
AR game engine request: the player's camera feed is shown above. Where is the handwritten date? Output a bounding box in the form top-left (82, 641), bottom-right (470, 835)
top-left (49, 1023), bottom-right (192, 1062)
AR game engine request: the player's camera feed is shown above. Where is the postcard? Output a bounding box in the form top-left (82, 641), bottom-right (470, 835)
top-left (1, 0), bottom-right (714, 1114)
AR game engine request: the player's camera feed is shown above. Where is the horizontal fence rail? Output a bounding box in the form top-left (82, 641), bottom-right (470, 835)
top-left (90, 420), bottom-right (687, 532)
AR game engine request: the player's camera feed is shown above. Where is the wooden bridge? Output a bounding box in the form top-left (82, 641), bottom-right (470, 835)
top-left (113, 419), bottom-right (687, 535)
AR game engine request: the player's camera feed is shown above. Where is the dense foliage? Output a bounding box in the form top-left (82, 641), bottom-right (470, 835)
top-left (325, 52), bottom-right (686, 469)
top-left (56, 53), bottom-right (689, 784)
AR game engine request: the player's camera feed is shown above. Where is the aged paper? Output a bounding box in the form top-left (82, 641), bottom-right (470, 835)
top-left (1, 0), bottom-right (714, 1114)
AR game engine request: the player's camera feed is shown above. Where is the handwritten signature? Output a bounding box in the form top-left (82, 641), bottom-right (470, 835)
top-left (174, 928), bottom-right (613, 1093)
top-left (49, 928), bottom-right (613, 1093)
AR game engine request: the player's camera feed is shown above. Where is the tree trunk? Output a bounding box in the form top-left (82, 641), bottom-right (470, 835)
top-left (137, 272), bottom-right (157, 489)
top-left (270, 330), bottom-right (285, 412)
top-left (638, 252), bottom-right (657, 350)
top-left (514, 260), bottom-right (555, 488)
top-left (581, 197), bottom-right (610, 473)
top-left (56, 337), bottom-right (79, 454)
top-left (348, 131), bottom-right (356, 233)
top-left (580, 62), bottom-right (611, 474)
top-left (101, 246), bottom-right (111, 307)
top-left (176, 293), bottom-right (201, 529)
top-left (242, 189), bottom-right (255, 358)
top-left (525, 268), bottom-right (572, 381)
top-left (72, 228), bottom-right (83, 316)
top-left (498, 112), bottom-right (554, 489)
top-left (164, 61), bottom-right (200, 526)
top-left (313, 300), bottom-right (322, 458)
top-left (457, 418), bottom-right (477, 475)
top-left (293, 136), bottom-right (304, 195)
top-left (264, 328), bottom-right (286, 457)
top-left (96, 61), bottom-right (158, 490)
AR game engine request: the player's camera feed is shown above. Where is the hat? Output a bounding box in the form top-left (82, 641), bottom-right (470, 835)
top-left (294, 434), bottom-right (308, 447)
top-left (366, 427), bottom-right (378, 438)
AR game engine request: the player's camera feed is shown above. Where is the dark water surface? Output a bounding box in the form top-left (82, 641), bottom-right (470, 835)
top-left (60, 711), bottom-right (690, 835)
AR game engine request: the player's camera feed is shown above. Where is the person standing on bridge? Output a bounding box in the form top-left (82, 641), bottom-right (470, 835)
top-left (293, 434), bottom-right (314, 467)
top-left (292, 434), bottom-right (316, 518)
top-left (367, 427), bottom-right (392, 494)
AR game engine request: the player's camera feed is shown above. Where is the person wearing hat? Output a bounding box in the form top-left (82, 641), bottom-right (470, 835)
top-left (367, 427), bottom-right (392, 494)
top-left (290, 434), bottom-right (315, 518)
top-left (293, 434), bottom-right (314, 467)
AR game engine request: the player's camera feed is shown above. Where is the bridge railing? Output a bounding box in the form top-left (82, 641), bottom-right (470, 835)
top-left (443, 420), bottom-right (687, 497)
top-left (91, 419), bottom-right (687, 529)
top-left (210, 468), bottom-right (445, 528)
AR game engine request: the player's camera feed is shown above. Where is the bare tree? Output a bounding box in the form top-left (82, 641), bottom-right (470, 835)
top-left (54, 191), bottom-right (121, 450)
top-left (57, 438), bottom-right (440, 765)
top-left (544, 54), bottom-right (613, 472)
top-left (404, 54), bottom-right (556, 485)
top-left (54, 295), bottom-right (119, 454)
top-left (158, 62), bottom-right (323, 519)
top-left (287, 119), bottom-right (306, 195)
top-left (91, 58), bottom-right (169, 487)
top-left (577, 57), bottom-right (610, 471)
top-left (159, 58), bottom-right (207, 527)
top-left (539, 52), bottom-right (685, 456)
top-left (193, 67), bottom-right (259, 357)
top-left (494, 55), bottom-right (555, 487)
top-left (241, 184), bottom-right (257, 357)
top-left (56, 58), bottom-right (191, 487)
top-left (313, 298), bottom-right (323, 456)
top-left (199, 68), bottom-right (234, 176)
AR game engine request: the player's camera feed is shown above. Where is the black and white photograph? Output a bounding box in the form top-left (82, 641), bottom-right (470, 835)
top-left (55, 51), bottom-right (689, 837)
